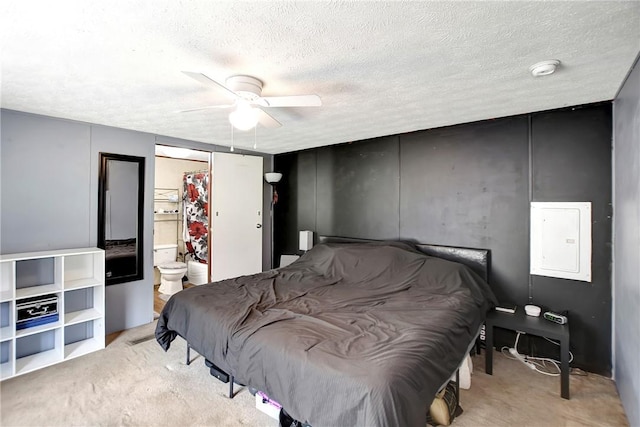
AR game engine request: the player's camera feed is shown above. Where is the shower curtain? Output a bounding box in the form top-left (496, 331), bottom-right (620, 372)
top-left (183, 171), bottom-right (209, 263)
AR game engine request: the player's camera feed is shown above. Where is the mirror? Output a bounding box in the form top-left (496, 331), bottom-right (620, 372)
top-left (98, 153), bottom-right (145, 285)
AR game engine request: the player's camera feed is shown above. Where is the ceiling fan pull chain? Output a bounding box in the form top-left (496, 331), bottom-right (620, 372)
top-left (230, 124), bottom-right (235, 152)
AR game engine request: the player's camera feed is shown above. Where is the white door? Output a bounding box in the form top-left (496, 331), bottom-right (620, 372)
top-left (211, 152), bottom-right (263, 281)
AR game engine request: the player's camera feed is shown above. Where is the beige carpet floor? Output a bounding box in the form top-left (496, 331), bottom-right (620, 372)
top-left (0, 321), bottom-right (629, 426)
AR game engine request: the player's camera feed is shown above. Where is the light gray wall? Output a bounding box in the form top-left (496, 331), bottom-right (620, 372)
top-left (1, 110), bottom-right (156, 333)
top-left (1, 109), bottom-right (273, 334)
top-left (1, 112), bottom-right (92, 251)
top-left (613, 54), bottom-right (640, 427)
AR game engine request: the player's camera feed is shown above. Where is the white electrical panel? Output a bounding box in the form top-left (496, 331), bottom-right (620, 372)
top-left (530, 202), bottom-right (592, 282)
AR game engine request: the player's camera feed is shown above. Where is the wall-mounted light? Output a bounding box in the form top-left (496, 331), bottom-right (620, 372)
top-left (265, 172), bottom-right (283, 204)
top-left (299, 230), bottom-right (314, 252)
top-left (265, 172), bottom-right (282, 184)
top-left (229, 101), bottom-right (259, 131)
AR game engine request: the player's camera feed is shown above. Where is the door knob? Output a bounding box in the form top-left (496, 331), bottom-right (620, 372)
top-left (256, 224), bottom-right (262, 228)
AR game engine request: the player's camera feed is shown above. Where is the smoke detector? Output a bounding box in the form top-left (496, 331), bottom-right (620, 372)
top-left (529, 60), bottom-right (561, 77)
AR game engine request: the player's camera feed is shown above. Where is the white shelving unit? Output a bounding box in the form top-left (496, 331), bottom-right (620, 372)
top-left (154, 188), bottom-right (180, 217)
top-left (154, 188), bottom-right (181, 257)
top-left (0, 248), bottom-right (105, 380)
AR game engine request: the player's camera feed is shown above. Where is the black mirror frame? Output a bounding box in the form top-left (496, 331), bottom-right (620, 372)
top-left (98, 152), bottom-right (145, 286)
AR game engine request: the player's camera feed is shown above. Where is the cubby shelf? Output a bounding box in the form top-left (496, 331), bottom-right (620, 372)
top-left (65, 336), bottom-right (103, 360)
top-left (1, 361), bottom-right (14, 380)
top-left (65, 308), bottom-right (102, 326)
top-left (0, 291), bottom-right (12, 303)
top-left (15, 284), bottom-right (60, 299)
top-left (0, 248), bottom-right (105, 381)
top-left (0, 326), bottom-right (12, 341)
top-left (15, 347), bottom-right (62, 376)
top-left (65, 277), bottom-right (102, 291)
top-left (15, 320), bottom-right (63, 338)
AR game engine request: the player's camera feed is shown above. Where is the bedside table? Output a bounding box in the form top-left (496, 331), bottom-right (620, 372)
top-left (485, 308), bottom-right (571, 399)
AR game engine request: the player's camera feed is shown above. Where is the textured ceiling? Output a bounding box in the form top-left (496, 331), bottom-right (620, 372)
top-left (1, 1), bottom-right (639, 154)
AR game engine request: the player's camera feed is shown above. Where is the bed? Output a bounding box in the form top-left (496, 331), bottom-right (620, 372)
top-left (155, 238), bottom-right (497, 426)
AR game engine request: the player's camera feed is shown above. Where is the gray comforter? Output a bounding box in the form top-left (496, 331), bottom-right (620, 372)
top-left (156, 241), bottom-right (496, 426)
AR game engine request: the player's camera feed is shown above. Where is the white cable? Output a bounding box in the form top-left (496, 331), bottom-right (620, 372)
top-left (501, 332), bottom-right (573, 376)
top-left (541, 336), bottom-right (574, 363)
top-left (525, 356), bottom-right (560, 376)
top-left (500, 332), bottom-right (523, 360)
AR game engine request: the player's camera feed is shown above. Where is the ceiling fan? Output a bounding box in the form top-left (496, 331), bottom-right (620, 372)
top-left (179, 72), bottom-right (322, 130)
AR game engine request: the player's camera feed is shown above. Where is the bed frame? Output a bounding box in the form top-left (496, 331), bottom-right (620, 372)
top-left (318, 235), bottom-right (490, 282)
top-left (188, 236), bottom-right (491, 405)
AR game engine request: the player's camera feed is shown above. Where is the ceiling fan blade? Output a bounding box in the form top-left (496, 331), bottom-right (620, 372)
top-left (177, 105), bottom-right (234, 113)
top-left (256, 108), bottom-right (282, 128)
top-left (260, 94), bottom-right (322, 107)
top-left (182, 71), bottom-right (240, 101)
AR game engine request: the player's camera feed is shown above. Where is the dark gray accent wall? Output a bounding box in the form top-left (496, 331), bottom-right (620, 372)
top-left (273, 150), bottom-right (317, 266)
top-left (530, 107), bottom-right (613, 374)
top-left (316, 136), bottom-right (400, 240)
top-left (613, 55), bottom-right (640, 427)
top-left (400, 118), bottom-right (529, 304)
top-left (274, 103), bottom-right (613, 375)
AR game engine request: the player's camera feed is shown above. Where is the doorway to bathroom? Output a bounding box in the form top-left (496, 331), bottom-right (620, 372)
top-left (153, 145), bottom-right (264, 304)
top-left (154, 145), bottom-right (211, 299)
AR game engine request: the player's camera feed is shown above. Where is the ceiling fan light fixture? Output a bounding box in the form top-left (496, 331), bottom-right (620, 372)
top-left (529, 60), bottom-right (561, 77)
top-left (181, 72), bottom-right (319, 130)
top-left (229, 102), bottom-right (259, 131)
top-left (226, 75), bottom-right (263, 101)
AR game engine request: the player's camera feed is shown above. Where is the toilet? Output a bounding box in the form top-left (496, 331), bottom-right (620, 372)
top-left (154, 244), bottom-right (187, 296)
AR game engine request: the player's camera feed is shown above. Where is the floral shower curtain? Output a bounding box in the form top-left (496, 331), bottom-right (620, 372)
top-left (183, 171), bottom-right (209, 263)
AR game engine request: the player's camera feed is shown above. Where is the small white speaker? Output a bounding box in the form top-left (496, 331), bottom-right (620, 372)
top-left (525, 305), bottom-right (541, 317)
